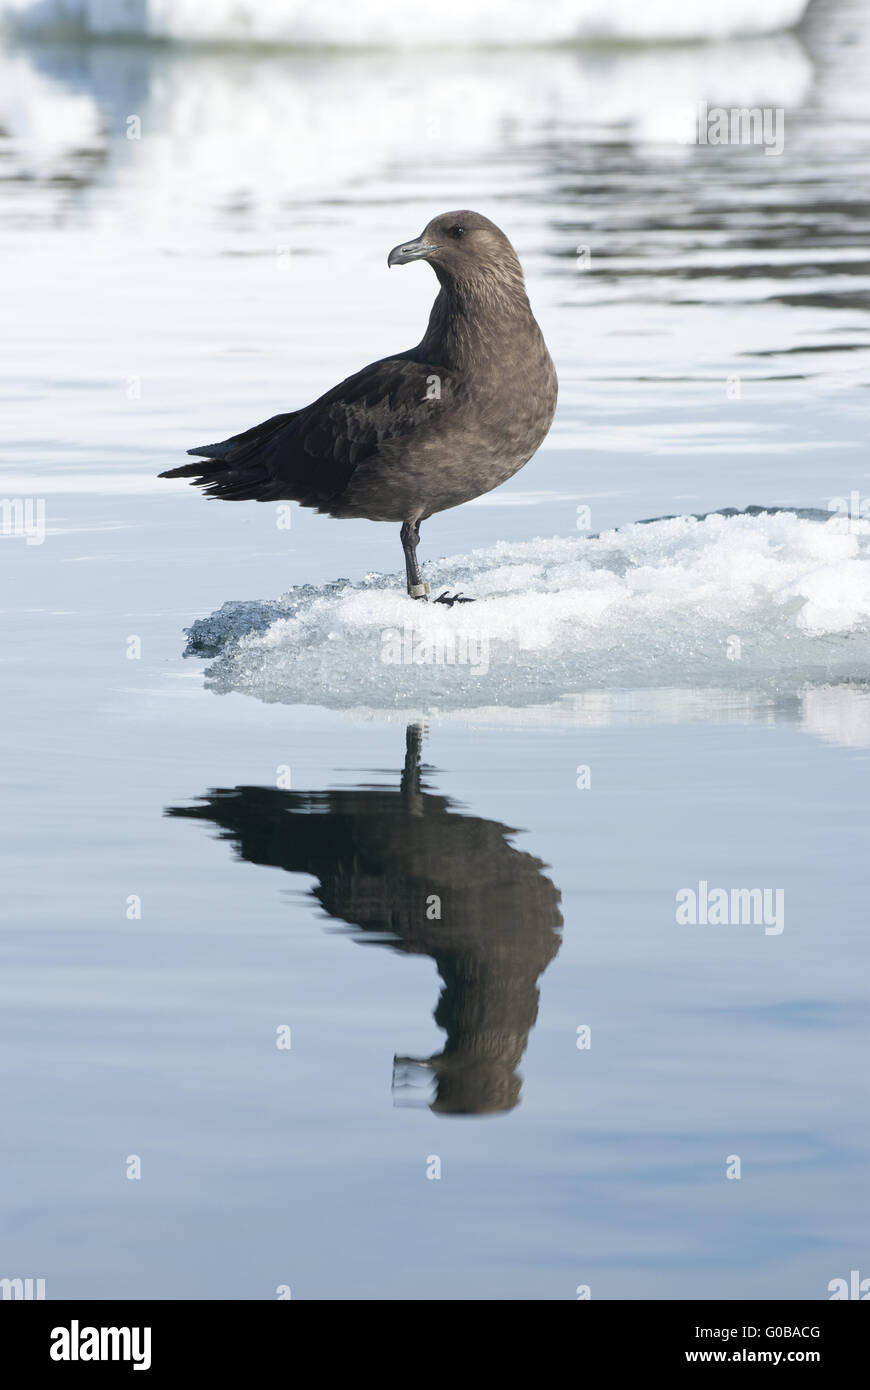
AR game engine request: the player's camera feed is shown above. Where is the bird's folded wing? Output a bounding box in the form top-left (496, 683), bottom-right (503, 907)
top-left (163, 357), bottom-right (451, 506)
top-left (269, 357), bottom-right (451, 507)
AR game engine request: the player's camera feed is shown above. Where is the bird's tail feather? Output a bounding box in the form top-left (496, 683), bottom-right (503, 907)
top-left (160, 411), bottom-right (297, 499)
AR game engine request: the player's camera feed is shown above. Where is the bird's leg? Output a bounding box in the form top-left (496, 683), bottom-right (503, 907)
top-left (401, 522), bottom-right (474, 603)
top-left (401, 520), bottom-right (429, 600)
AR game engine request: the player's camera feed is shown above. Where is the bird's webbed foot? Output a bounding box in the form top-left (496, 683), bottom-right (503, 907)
top-left (433, 590), bottom-right (474, 606)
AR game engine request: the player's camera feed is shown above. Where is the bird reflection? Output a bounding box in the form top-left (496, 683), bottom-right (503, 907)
top-left (165, 724), bottom-right (562, 1115)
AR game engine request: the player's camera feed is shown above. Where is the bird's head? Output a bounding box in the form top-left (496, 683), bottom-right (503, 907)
top-left (388, 210), bottom-right (524, 292)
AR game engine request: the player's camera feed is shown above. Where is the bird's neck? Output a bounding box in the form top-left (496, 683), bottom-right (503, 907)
top-left (419, 272), bottom-right (535, 370)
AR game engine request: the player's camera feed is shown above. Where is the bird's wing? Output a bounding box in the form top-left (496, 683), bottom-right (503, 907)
top-left (162, 357), bottom-right (450, 506)
top-left (271, 356), bottom-right (451, 508)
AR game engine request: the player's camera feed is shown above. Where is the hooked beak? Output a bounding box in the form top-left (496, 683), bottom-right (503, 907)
top-left (387, 235), bottom-right (440, 268)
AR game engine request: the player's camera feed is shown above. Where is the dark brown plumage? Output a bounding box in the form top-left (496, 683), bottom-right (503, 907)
top-left (160, 210), bottom-right (558, 600)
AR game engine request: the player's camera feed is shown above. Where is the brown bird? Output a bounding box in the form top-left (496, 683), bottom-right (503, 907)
top-left (160, 210), bottom-right (558, 603)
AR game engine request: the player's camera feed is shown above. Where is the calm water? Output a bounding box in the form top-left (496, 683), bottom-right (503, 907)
top-left (1, 0), bottom-right (869, 1299)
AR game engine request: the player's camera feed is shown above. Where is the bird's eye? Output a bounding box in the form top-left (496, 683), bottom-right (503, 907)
top-left (449, 225), bottom-right (465, 238)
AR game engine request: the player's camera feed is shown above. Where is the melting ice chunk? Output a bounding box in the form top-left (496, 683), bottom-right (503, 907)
top-left (183, 510), bottom-right (870, 712)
